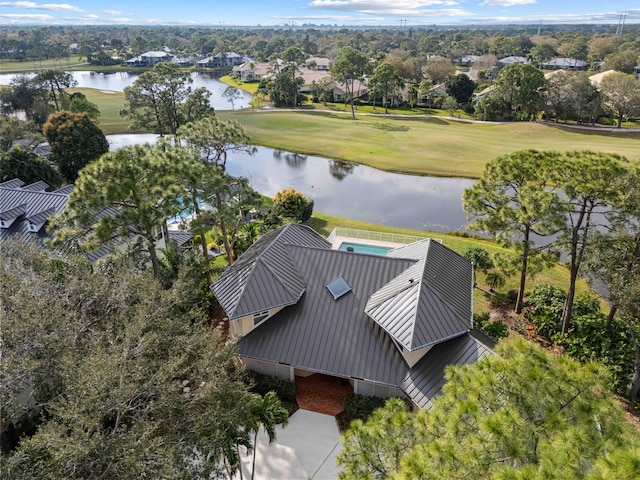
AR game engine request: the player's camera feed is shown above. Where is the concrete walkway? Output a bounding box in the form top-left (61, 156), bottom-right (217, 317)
top-left (234, 409), bottom-right (342, 480)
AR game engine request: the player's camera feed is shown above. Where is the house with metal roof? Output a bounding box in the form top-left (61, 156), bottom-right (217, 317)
top-left (1, 178), bottom-right (193, 261)
top-left (211, 223), bottom-right (493, 409)
top-left (0, 178), bottom-right (72, 243)
top-left (541, 57), bottom-right (586, 70)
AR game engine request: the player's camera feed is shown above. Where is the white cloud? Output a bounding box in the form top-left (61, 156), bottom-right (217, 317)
top-left (479, 0), bottom-right (535, 6)
top-left (102, 9), bottom-right (122, 15)
top-left (0, 12), bottom-right (53, 19)
top-left (309, 0), bottom-right (460, 12)
top-left (0, 2), bottom-right (83, 12)
top-left (468, 9), bottom-right (640, 24)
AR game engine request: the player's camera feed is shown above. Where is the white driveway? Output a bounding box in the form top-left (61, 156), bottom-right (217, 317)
top-left (235, 409), bottom-right (342, 480)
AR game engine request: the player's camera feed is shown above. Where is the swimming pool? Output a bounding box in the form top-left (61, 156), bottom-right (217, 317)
top-left (338, 242), bottom-right (392, 256)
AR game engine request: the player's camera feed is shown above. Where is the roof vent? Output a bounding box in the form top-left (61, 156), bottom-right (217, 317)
top-left (409, 278), bottom-right (414, 284)
top-left (326, 276), bottom-right (352, 300)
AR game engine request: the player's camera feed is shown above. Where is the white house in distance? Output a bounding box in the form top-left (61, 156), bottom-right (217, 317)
top-left (124, 51), bottom-right (171, 67)
top-left (197, 52), bottom-right (253, 68)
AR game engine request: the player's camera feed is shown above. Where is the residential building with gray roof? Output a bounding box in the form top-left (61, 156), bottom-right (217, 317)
top-left (211, 223), bottom-right (493, 410)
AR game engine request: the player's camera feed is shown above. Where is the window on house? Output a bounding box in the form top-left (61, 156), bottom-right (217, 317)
top-left (253, 311), bottom-right (270, 327)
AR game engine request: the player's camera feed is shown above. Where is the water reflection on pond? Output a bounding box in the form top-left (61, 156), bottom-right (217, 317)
top-left (0, 71), bottom-right (253, 111)
top-left (107, 134), bottom-right (474, 233)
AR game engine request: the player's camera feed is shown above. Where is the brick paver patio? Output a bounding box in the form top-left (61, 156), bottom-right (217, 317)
top-left (295, 374), bottom-right (353, 416)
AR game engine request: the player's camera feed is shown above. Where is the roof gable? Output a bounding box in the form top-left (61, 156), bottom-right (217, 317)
top-left (211, 223), bottom-right (331, 319)
top-left (366, 239), bottom-right (473, 351)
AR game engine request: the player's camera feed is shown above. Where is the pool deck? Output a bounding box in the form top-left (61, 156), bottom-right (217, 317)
top-left (330, 236), bottom-right (406, 250)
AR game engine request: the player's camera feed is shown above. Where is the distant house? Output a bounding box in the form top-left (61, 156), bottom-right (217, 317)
top-left (0, 179), bottom-right (71, 244)
top-left (197, 52), bottom-right (253, 68)
top-left (124, 51), bottom-right (170, 67)
top-left (634, 64), bottom-right (640, 75)
top-left (305, 56), bottom-right (332, 71)
top-left (456, 55), bottom-right (479, 67)
top-left (498, 56), bottom-right (529, 65)
top-left (297, 67), bottom-right (332, 93)
top-left (331, 79), bottom-right (368, 102)
top-left (541, 57), bottom-right (586, 70)
top-left (233, 61), bottom-right (273, 82)
top-left (0, 178), bottom-right (193, 261)
top-left (211, 223), bottom-right (493, 409)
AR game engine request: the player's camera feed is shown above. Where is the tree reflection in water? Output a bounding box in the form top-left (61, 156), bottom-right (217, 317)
top-left (329, 159), bottom-right (356, 180)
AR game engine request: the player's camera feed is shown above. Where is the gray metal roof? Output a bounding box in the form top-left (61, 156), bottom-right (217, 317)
top-left (214, 224), bottom-right (490, 407)
top-left (401, 332), bottom-right (494, 410)
top-left (212, 223), bottom-right (331, 320)
top-left (237, 245), bottom-right (416, 385)
top-left (0, 180), bottom-right (71, 242)
top-left (21, 181), bottom-right (49, 192)
top-left (365, 239), bottom-right (473, 351)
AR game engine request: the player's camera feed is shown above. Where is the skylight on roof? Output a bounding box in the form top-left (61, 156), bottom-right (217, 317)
top-left (326, 276), bottom-right (352, 300)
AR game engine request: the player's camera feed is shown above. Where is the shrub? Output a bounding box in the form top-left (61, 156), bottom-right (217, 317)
top-left (273, 188), bottom-right (314, 223)
top-left (474, 312), bottom-right (508, 340)
top-left (344, 393), bottom-right (387, 422)
top-left (244, 371), bottom-right (297, 403)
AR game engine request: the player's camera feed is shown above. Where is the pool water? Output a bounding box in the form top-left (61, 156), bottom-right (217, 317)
top-left (338, 242), bottom-right (392, 256)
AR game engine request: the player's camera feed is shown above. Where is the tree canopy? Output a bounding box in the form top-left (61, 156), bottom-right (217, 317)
top-left (338, 338), bottom-right (640, 480)
top-left (0, 240), bottom-right (262, 479)
top-left (43, 110), bottom-right (109, 183)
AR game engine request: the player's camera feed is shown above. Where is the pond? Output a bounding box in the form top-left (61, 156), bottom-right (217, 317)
top-left (0, 71), bottom-right (253, 111)
top-left (107, 134), bottom-right (475, 233)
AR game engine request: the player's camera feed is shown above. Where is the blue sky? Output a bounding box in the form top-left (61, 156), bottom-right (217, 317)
top-left (0, 1), bottom-right (639, 26)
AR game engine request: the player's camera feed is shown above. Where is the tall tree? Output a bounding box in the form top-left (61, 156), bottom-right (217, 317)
top-left (121, 62), bottom-right (213, 135)
top-left (553, 151), bottom-right (628, 333)
top-left (445, 74), bottom-right (476, 105)
top-left (500, 63), bottom-right (544, 120)
top-left (33, 69), bottom-right (76, 112)
top-left (43, 110), bottom-right (109, 183)
top-left (338, 338), bottom-right (640, 479)
top-left (1, 240), bottom-right (258, 478)
top-left (331, 46), bottom-right (369, 119)
top-left (337, 398), bottom-right (414, 480)
top-left (463, 150), bottom-right (565, 313)
top-left (368, 61), bottom-right (404, 114)
top-left (599, 72), bottom-right (640, 128)
top-left (421, 55), bottom-right (456, 85)
top-left (176, 115), bottom-right (256, 170)
top-left (222, 86), bottom-right (242, 110)
top-left (54, 144), bottom-right (192, 278)
top-left (281, 45), bottom-right (306, 107)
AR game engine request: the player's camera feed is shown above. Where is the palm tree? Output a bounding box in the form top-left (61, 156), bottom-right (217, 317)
top-left (249, 391), bottom-right (289, 480)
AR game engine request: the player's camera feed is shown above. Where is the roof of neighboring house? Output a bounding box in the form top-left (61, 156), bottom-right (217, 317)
top-left (457, 55), bottom-right (480, 64)
top-left (541, 57), bottom-right (586, 68)
top-left (0, 179), bottom-right (71, 242)
top-left (298, 67), bottom-right (331, 87)
top-left (306, 56), bottom-right (331, 68)
top-left (212, 223), bottom-right (490, 408)
top-left (589, 69), bottom-right (618, 86)
top-left (498, 56), bottom-right (529, 65)
top-left (141, 51), bottom-right (170, 58)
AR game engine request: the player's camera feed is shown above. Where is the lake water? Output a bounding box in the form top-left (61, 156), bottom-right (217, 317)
top-left (0, 71), bottom-right (253, 111)
top-left (107, 134), bottom-right (475, 233)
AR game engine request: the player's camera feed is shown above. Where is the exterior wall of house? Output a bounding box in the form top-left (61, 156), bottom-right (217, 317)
top-left (229, 306), bottom-right (285, 337)
top-left (243, 357), bottom-right (293, 380)
top-left (402, 344), bottom-right (433, 368)
top-left (353, 379), bottom-right (405, 399)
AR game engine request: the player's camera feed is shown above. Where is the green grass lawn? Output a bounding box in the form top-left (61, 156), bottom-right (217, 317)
top-left (0, 56), bottom-right (87, 72)
top-left (218, 110), bottom-right (640, 178)
top-left (306, 211), bottom-right (596, 314)
top-left (74, 86), bottom-right (640, 179)
top-left (67, 87), bottom-right (133, 135)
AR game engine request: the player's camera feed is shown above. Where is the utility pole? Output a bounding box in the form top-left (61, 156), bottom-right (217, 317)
top-left (616, 13), bottom-right (627, 35)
